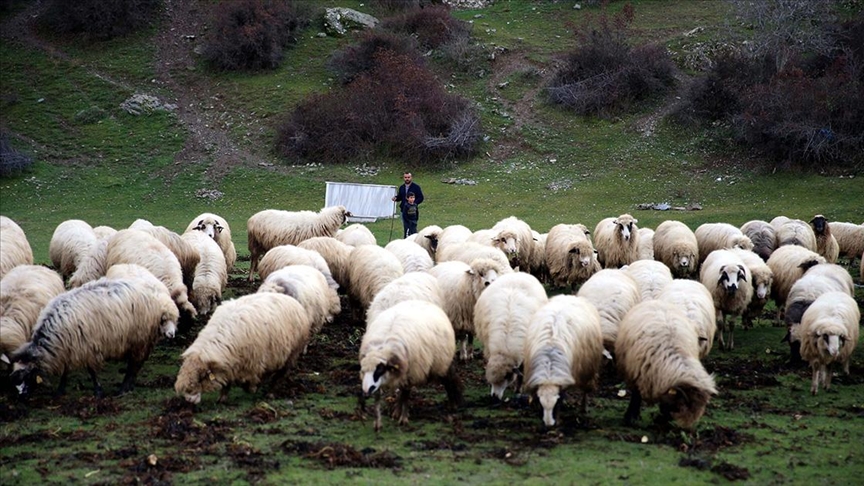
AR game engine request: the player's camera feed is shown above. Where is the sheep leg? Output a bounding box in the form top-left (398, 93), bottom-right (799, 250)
top-left (716, 311), bottom-right (727, 350)
top-left (217, 384), bottom-right (231, 403)
top-left (623, 389), bottom-right (642, 426)
top-left (396, 387), bottom-right (411, 425)
top-left (823, 365), bottom-right (833, 391)
top-left (356, 390), bottom-right (367, 417)
top-left (117, 359), bottom-right (143, 395)
top-left (373, 394), bottom-right (382, 432)
top-left (87, 367), bottom-right (104, 398)
top-left (247, 254), bottom-right (259, 283)
top-left (441, 362), bottom-right (464, 409)
top-left (580, 392), bottom-right (589, 415)
top-left (728, 318), bottom-right (735, 351)
top-left (810, 366), bottom-right (820, 395)
top-left (55, 370), bottom-right (70, 397)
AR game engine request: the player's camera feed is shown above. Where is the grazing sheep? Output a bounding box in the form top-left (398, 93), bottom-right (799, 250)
top-left (128, 218), bottom-right (154, 230)
top-left (637, 227), bottom-right (655, 261)
top-left (406, 224), bottom-right (443, 260)
top-left (175, 292), bottom-right (312, 404)
top-left (437, 241), bottom-right (514, 274)
top-left (429, 258), bottom-right (508, 361)
top-left (258, 265), bottom-right (340, 338)
top-left (799, 292), bottom-right (860, 395)
top-left (828, 221), bottom-right (864, 261)
top-left (621, 260), bottom-right (673, 301)
top-left (809, 215), bottom-right (839, 264)
top-left (67, 238), bottom-right (110, 288)
top-left (384, 239), bottom-right (435, 273)
top-left (0, 216), bottom-right (33, 279)
top-left (434, 225), bottom-right (473, 262)
top-left (616, 300), bottom-right (717, 428)
top-left (700, 249), bottom-right (753, 350)
top-left (740, 220), bottom-right (777, 261)
top-left (657, 279), bottom-right (716, 358)
top-left (0, 265), bottom-right (65, 362)
top-left (653, 220), bottom-right (699, 277)
top-left (695, 223), bottom-right (754, 264)
top-left (766, 245), bottom-right (826, 313)
top-left (366, 272), bottom-right (443, 324)
top-left (185, 212), bottom-right (237, 272)
top-left (345, 244), bottom-right (404, 313)
top-left (247, 206), bottom-right (351, 281)
top-left (522, 295), bottom-right (605, 427)
top-left (576, 269), bottom-right (641, 355)
top-left (181, 230), bottom-right (228, 316)
top-left (728, 248), bottom-right (774, 330)
top-left (256, 244), bottom-right (339, 289)
top-left (545, 223), bottom-right (600, 289)
top-left (297, 237), bottom-right (354, 290)
top-left (359, 300), bottom-right (462, 432)
top-left (776, 219), bottom-right (818, 251)
top-left (526, 230), bottom-right (550, 283)
top-left (136, 224), bottom-right (201, 291)
top-left (769, 215), bottom-right (791, 232)
top-left (473, 272), bottom-right (548, 400)
top-left (93, 225), bottom-right (117, 240)
top-left (336, 223), bottom-right (377, 247)
top-left (10, 277), bottom-right (179, 396)
top-left (49, 220), bottom-right (97, 280)
top-left (593, 214), bottom-right (640, 268)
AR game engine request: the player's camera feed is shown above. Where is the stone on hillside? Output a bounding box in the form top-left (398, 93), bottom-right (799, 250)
top-left (323, 8), bottom-right (379, 37)
top-left (120, 94), bottom-right (177, 116)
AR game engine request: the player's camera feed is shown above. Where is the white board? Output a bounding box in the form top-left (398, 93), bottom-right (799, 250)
top-left (325, 182), bottom-right (398, 223)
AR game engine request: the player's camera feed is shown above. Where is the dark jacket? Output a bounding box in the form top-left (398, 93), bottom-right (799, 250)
top-left (395, 182), bottom-right (424, 212)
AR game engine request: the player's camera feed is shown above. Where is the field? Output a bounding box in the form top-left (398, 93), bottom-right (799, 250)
top-left (1, 0), bottom-right (863, 484)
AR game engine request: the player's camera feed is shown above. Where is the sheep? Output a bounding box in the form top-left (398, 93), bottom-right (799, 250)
top-left (700, 249), bottom-right (753, 350)
top-left (798, 292), bottom-right (860, 395)
top-left (545, 223), bottom-right (600, 289)
top-left (297, 237), bottom-right (354, 290)
top-left (406, 224), bottom-right (443, 260)
top-left (766, 245), bottom-right (826, 313)
top-left (384, 239), bottom-right (435, 273)
top-left (256, 244), bottom-right (339, 289)
top-left (828, 221), bottom-right (864, 261)
top-left (0, 216), bottom-right (33, 279)
top-left (247, 206), bottom-right (351, 281)
top-left (776, 219), bottom-right (818, 251)
top-left (10, 276), bottom-right (179, 396)
top-left (637, 227), bottom-right (655, 261)
top-left (728, 248), bottom-right (774, 330)
top-left (809, 215), bottom-right (839, 264)
top-left (740, 220), bottom-right (777, 261)
top-left (336, 223), bottom-right (377, 247)
top-left (621, 260), bottom-right (673, 301)
top-left (769, 215), bottom-right (791, 232)
top-left (135, 224), bottom-right (201, 291)
top-left (522, 295), bottom-right (605, 427)
top-left (0, 265), bottom-right (65, 362)
top-left (49, 219), bottom-right (97, 279)
top-left (616, 300), bottom-right (717, 428)
top-left (185, 212), bottom-right (237, 272)
top-left (656, 279), bottom-right (716, 358)
top-left (473, 272), bottom-right (548, 400)
top-left (345, 244), bottom-right (404, 314)
top-left (429, 258), bottom-right (508, 361)
top-left (434, 224), bottom-right (473, 262)
top-left (526, 230), bottom-right (549, 282)
top-left (128, 218), bottom-right (154, 230)
top-left (653, 220), bottom-right (699, 277)
top-left (694, 223), bottom-right (754, 264)
top-left (860, 251), bottom-right (863, 284)
top-left (258, 265), bottom-right (340, 338)
top-left (485, 216), bottom-right (536, 271)
top-left (67, 237), bottom-right (110, 288)
top-left (181, 230), bottom-right (228, 316)
top-left (175, 292), bottom-right (312, 404)
top-left (593, 214), bottom-right (640, 268)
top-left (576, 269), bottom-right (641, 355)
top-left (359, 300), bottom-right (462, 432)
top-left (437, 241), bottom-right (514, 274)
top-left (366, 272), bottom-right (443, 324)
top-left (92, 225), bottom-right (117, 240)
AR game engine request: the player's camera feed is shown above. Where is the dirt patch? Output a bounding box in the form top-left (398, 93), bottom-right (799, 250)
top-left (226, 442), bottom-right (280, 482)
top-left (282, 440), bottom-right (402, 469)
top-left (712, 358), bottom-right (784, 390)
top-left (59, 396), bottom-right (124, 420)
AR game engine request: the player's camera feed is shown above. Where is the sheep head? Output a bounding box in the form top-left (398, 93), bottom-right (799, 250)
top-left (815, 330), bottom-right (847, 358)
top-left (809, 215), bottom-right (828, 235)
top-left (536, 384), bottom-right (561, 427)
top-left (468, 258), bottom-right (504, 294)
top-left (658, 383), bottom-right (713, 429)
top-left (361, 355), bottom-right (403, 396)
top-left (160, 311), bottom-right (178, 339)
top-left (486, 355), bottom-right (521, 400)
top-left (567, 240), bottom-right (596, 269)
top-left (718, 264), bottom-right (747, 295)
top-left (613, 215), bottom-right (638, 242)
top-left (195, 218), bottom-right (223, 239)
top-left (9, 344), bottom-right (43, 396)
top-left (175, 355), bottom-right (224, 404)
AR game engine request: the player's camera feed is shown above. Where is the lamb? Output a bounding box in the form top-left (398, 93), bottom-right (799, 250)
top-left (652, 220), bottom-right (699, 277)
top-left (10, 276), bottom-right (179, 396)
top-left (256, 244), bottom-right (339, 289)
top-left (766, 245), bottom-right (826, 312)
top-left (345, 244), bottom-right (404, 313)
top-left (0, 265), bottom-right (65, 362)
top-left (798, 292), bottom-right (860, 395)
top-left (359, 300), bottom-right (462, 431)
top-left (545, 223), bottom-right (600, 289)
top-left (809, 215), bottom-right (839, 263)
top-left (135, 224), bottom-right (201, 291)
top-left (828, 221), bottom-right (864, 261)
top-left (637, 227), bottom-right (655, 261)
top-left (576, 269), bottom-right (642, 355)
top-left (297, 236), bottom-right (354, 290)
top-left (175, 292), bottom-right (312, 404)
top-left (728, 248), bottom-right (774, 330)
top-left (429, 258), bottom-right (508, 361)
top-left (246, 205), bottom-right (351, 281)
top-left (384, 239), bottom-right (435, 273)
top-left (181, 230), bottom-right (228, 316)
top-left (258, 265), bottom-right (340, 338)
top-left (621, 259), bottom-right (673, 301)
top-left (522, 295), bottom-right (605, 427)
top-left (593, 214), bottom-right (640, 268)
top-left (185, 212), bottom-right (237, 272)
top-left (776, 219), bottom-right (818, 251)
top-left (0, 216), bottom-right (33, 279)
top-left (406, 224), bottom-right (443, 260)
top-left (694, 222), bottom-right (754, 264)
top-left (740, 220), bottom-right (777, 261)
top-left (336, 223), bottom-right (377, 247)
top-left (366, 271), bottom-right (443, 324)
top-left (656, 279), bottom-right (716, 358)
top-left (700, 249), bottom-right (753, 350)
top-left (49, 219), bottom-right (97, 279)
top-left (436, 241), bottom-right (514, 274)
top-left (616, 300), bottom-right (717, 428)
top-left (473, 272), bottom-right (548, 400)
top-left (434, 224), bottom-right (473, 262)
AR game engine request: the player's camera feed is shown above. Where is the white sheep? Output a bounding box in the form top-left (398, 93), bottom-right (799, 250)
top-left (181, 230), bottom-right (228, 316)
top-left (545, 223), bottom-right (600, 289)
top-left (576, 269), bottom-right (641, 355)
top-left (694, 222), bottom-right (754, 264)
top-left (434, 224), bottom-right (473, 262)
top-left (185, 212), bottom-right (237, 272)
top-left (384, 239), bottom-right (435, 273)
top-left (727, 247), bottom-right (774, 330)
top-left (776, 219), bottom-right (818, 251)
top-left (656, 279), bottom-right (716, 358)
top-left (700, 249), bottom-right (753, 350)
top-left (345, 244), bottom-right (404, 313)
top-left (336, 223), bottom-right (377, 247)
top-left (740, 219), bottom-right (777, 261)
top-left (522, 295), bottom-right (605, 427)
top-left (652, 220), bottom-right (699, 277)
top-left (128, 218), bottom-right (154, 230)
top-left (769, 215), bottom-right (791, 232)
top-left (0, 216), bottom-right (33, 279)
top-left (621, 259), bottom-right (673, 301)
top-left (637, 227), bottom-right (655, 261)
top-left (473, 272), bottom-right (548, 400)
top-left (366, 271), bottom-right (443, 324)
top-left (766, 245), bottom-right (826, 312)
top-left (828, 221), bottom-right (864, 261)
top-left (526, 230), bottom-right (549, 282)
top-left (175, 292), bottom-right (312, 404)
top-left (486, 216), bottom-right (536, 271)
top-left (258, 264), bottom-right (340, 340)
top-left (297, 236), bottom-right (354, 290)
top-left (256, 244), bottom-right (339, 289)
top-left (93, 225), bottom-right (117, 240)
top-left (359, 300), bottom-right (462, 431)
top-left (0, 265), bottom-right (65, 362)
top-left (436, 241), bottom-right (514, 274)
top-left (798, 292), bottom-right (860, 395)
top-left (135, 224), bottom-right (201, 291)
top-left (10, 276), bottom-right (179, 396)
top-left (593, 214), bottom-right (640, 268)
top-left (809, 215), bottom-right (839, 264)
top-left (246, 206), bottom-right (351, 281)
top-left (616, 300), bottom-right (717, 428)
top-left (406, 224), bottom-right (443, 260)
top-left (49, 219), bottom-right (97, 279)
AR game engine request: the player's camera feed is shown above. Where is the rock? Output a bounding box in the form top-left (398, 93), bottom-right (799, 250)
top-left (323, 8), bottom-right (379, 37)
top-left (120, 94), bottom-right (177, 116)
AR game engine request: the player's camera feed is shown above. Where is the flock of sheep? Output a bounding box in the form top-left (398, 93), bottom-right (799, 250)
top-left (0, 209), bottom-right (862, 430)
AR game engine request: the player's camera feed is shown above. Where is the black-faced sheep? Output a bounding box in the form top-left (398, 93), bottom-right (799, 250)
top-left (545, 223), bottom-right (600, 289)
top-left (181, 230), bottom-right (228, 316)
top-left (336, 223), bottom-right (377, 247)
top-left (434, 224), bottom-right (473, 262)
top-left (776, 219), bottom-right (818, 252)
top-left (359, 300), bottom-right (462, 432)
top-left (656, 279), bottom-right (716, 358)
top-left (621, 259), bottom-right (673, 301)
top-left (616, 300), bottom-right (717, 428)
top-left (828, 221), bottom-right (864, 261)
top-left (576, 269), bottom-right (642, 355)
top-left (175, 292), bottom-right (312, 404)
top-left (652, 220), bottom-right (699, 278)
top-left (406, 224), bottom-right (443, 260)
top-left (694, 222), bottom-right (754, 264)
top-left (256, 244), bottom-right (339, 289)
top-left (798, 292), bottom-right (859, 395)
top-left (809, 215), bottom-right (839, 264)
top-left (49, 219), bottom-right (98, 280)
top-left (345, 244), bottom-right (404, 314)
top-left (436, 241), bottom-right (514, 274)
top-left (366, 271), bottom-right (443, 324)
top-left (258, 265), bottom-right (341, 339)
top-left (0, 216), bottom-right (33, 279)
top-left (11, 277), bottom-right (179, 396)
top-left (522, 295), bottom-right (605, 427)
top-left (473, 272), bottom-right (548, 400)
top-left (185, 212), bottom-right (237, 272)
top-left (740, 219), bottom-right (777, 261)
top-left (246, 206), bottom-right (351, 281)
top-left (384, 239), bottom-right (435, 273)
top-left (700, 249), bottom-right (753, 350)
top-left (1, 265), bottom-right (65, 362)
top-left (593, 214), bottom-right (640, 268)
top-left (728, 248), bottom-right (774, 330)
top-left (637, 227), bottom-right (655, 261)
top-left (297, 237), bottom-right (354, 290)
top-left (766, 245), bottom-right (826, 314)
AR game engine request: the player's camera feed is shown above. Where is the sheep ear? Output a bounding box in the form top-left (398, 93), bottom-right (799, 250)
top-left (0, 353), bottom-right (9, 365)
top-left (667, 388), bottom-right (677, 395)
top-left (613, 219), bottom-right (619, 225)
top-left (466, 268), bottom-right (475, 276)
top-left (36, 375), bottom-right (43, 384)
top-left (737, 265), bottom-right (747, 281)
top-left (215, 224), bottom-right (223, 234)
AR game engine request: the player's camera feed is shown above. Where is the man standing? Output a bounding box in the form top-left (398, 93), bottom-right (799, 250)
top-left (392, 172), bottom-right (424, 238)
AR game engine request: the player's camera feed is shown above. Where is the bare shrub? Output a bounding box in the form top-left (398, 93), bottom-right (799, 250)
top-left (39, 0), bottom-right (162, 41)
top-left (0, 133), bottom-right (34, 178)
top-left (370, 0), bottom-right (443, 12)
top-left (380, 4), bottom-right (471, 50)
top-left (327, 31), bottom-right (423, 85)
